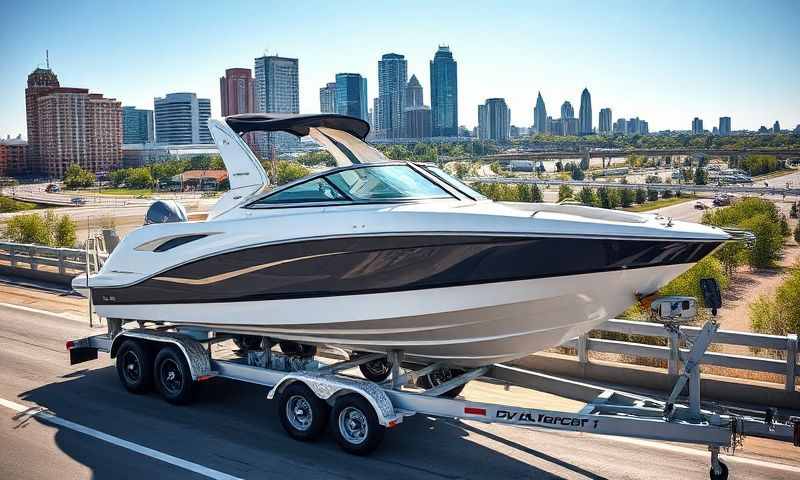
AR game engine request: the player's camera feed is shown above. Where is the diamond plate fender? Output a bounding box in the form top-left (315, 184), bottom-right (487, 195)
top-left (110, 330), bottom-right (213, 381)
top-left (267, 373), bottom-right (401, 427)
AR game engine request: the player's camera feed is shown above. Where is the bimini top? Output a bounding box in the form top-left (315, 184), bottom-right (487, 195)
top-left (225, 113), bottom-right (370, 140)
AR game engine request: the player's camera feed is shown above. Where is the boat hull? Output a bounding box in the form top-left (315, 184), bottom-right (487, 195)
top-left (94, 263), bottom-right (692, 367)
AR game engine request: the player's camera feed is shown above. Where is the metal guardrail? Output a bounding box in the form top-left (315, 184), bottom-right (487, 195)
top-left (565, 319), bottom-right (798, 392)
top-left (0, 241), bottom-right (105, 275)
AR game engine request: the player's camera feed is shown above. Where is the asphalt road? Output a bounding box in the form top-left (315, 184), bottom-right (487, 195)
top-left (0, 295), bottom-right (798, 480)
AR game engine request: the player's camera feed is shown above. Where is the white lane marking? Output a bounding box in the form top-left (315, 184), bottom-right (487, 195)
top-left (0, 397), bottom-right (243, 480)
top-left (0, 302), bottom-right (88, 324)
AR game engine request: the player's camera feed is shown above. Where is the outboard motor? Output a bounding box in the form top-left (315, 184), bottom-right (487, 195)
top-left (145, 200), bottom-right (188, 225)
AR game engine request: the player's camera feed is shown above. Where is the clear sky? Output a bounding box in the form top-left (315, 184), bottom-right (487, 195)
top-left (2, 0), bottom-right (798, 138)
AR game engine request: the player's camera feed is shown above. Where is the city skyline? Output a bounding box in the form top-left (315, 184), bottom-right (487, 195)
top-left (2, 1), bottom-right (799, 138)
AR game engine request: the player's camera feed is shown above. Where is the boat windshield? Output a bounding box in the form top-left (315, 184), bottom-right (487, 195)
top-left (422, 165), bottom-right (487, 200)
top-left (252, 164), bottom-right (454, 206)
top-left (325, 165), bottom-right (452, 201)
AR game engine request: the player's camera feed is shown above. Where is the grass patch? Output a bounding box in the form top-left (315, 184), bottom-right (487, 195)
top-left (624, 195), bottom-right (696, 212)
top-left (0, 196), bottom-right (38, 213)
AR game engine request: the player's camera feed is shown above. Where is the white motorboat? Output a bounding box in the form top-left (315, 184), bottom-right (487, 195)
top-left (73, 114), bottom-right (730, 367)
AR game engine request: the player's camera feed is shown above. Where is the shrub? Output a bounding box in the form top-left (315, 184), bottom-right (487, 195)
top-left (531, 184), bottom-right (543, 203)
top-left (751, 265), bottom-right (800, 336)
top-left (647, 188), bottom-right (659, 201)
top-left (662, 189), bottom-right (673, 199)
top-left (659, 256), bottom-right (729, 309)
top-left (2, 211), bottom-right (78, 247)
top-left (739, 154), bottom-right (780, 176)
top-left (694, 167), bottom-right (707, 185)
top-left (558, 184), bottom-right (573, 202)
top-left (634, 188), bottom-right (647, 204)
top-left (620, 188), bottom-right (634, 208)
top-left (790, 202), bottom-right (798, 219)
top-left (739, 214), bottom-right (784, 268)
top-left (779, 214), bottom-right (790, 237)
top-left (571, 167), bottom-right (585, 181)
top-left (578, 187), bottom-right (595, 206)
top-left (795, 223), bottom-right (800, 244)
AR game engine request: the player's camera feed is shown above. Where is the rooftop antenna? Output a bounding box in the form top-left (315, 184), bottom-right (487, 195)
top-left (46, 50), bottom-right (50, 69)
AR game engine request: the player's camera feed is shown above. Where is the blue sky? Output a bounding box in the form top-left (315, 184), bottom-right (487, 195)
top-left (1, 0), bottom-right (798, 138)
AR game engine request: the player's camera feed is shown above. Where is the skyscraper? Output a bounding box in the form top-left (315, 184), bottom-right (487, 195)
top-left (773, 120), bottom-right (781, 133)
top-left (254, 55), bottom-right (300, 155)
top-left (613, 118), bottom-right (627, 134)
top-left (377, 53), bottom-right (407, 139)
top-left (335, 73), bottom-right (368, 121)
top-left (533, 92), bottom-right (547, 134)
top-left (598, 108), bottom-right (612, 135)
top-left (578, 88), bottom-right (592, 135)
top-left (692, 117), bottom-right (703, 135)
top-left (560, 101), bottom-right (574, 120)
top-left (430, 46), bottom-right (458, 137)
top-left (719, 116), bottom-right (731, 136)
top-left (154, 93), bottom-right (212, 144)
top-left (478, 98), bottom-right (510, 141)
top-left (405, 74), bottom-right (423, 108)
top-left (25, 66), bottom-right (61, 174)
top-left (219, 68), bottom-right (254, 117)
top-left (38, 90), bottom-right (122, 177)
top-left (405, 106), bottom-right (432, 138)
top-left (122, 107), bottom-right (154, 144)
top-left (319, 82), bottom-right (336, 113)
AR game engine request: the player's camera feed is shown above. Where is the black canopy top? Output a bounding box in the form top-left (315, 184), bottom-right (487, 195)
top-left (225, 113), bottom-right (370, 140)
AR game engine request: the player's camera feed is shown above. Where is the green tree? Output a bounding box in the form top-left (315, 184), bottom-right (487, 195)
top-left (53, 215), bottom-right (77, 247)
top-left (3, 213), bottom-right (51, 245)
top-left (531, 184), bottom-right (543, 203)
top-left (662, 189), bottom-right (673, 199)
top-left (779, 214), bottom-right (791, 237)
top-left (647, 188), bottom-right (659, 202)
top-left (578, 187), bottom-right (595, 206)
top-left (694, 167), bottom-right (707, 185)
top-left (63, 163), bottom-right (95, 189)
top-left (125, 167), bottom-right (155, 189)
top-left (795, 223), bottom-right (800, 244)
top-left (751, 265), bottom-right (800, 336)
top-left (109, 169), bottom-right (127, 187)
top-left (740, 214), bottom-right (784, 268)
top-left (620, 188), bottom-right (634, 208)
top-left (273, 161), bottom-right (311, 185)
top-left (515, 183), bottom-right (531, 202)
top-left (558, 184), bottom-right (573, 202)
top-left (571, 167), bottom-right (585, 181)
top-left (634, 188), bottom-right (647, 204)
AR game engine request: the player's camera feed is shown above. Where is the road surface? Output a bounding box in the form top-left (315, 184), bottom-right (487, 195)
top-left (0, 285), bottom-right (797, 480)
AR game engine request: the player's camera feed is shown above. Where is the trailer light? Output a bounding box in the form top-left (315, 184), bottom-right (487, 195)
top-left (464, 407), bottom-right (486, 416)
top-left (196, 375), bottom-right (214, 382)
top-left (65, 341), bottom-right (74, 350)
top-left (387, 420), bottom-right (398, 428)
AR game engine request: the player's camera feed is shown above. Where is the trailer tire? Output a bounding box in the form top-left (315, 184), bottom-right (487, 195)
top-left (154, 346), bottom-right (193, 405)
top-left (710, 461), bottom-right (728, 480)
top-left (277, 382), bottom-right (329, 441)
top-left (356, 355), bottom-right (391, 382)
top-left (330, 393), bottom-right (385, 455)
top-left (116, 340), bottom-right (154, 394)
top-left (417, 368), bottom-right (466, 398)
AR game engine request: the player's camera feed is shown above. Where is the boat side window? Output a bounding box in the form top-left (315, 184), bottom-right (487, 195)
top-left (324, 165), bottom-right (453, 201)
top-left (256, 177), bottom-right (347, 205)
top-left (423, 165), bottom-right (487, 200)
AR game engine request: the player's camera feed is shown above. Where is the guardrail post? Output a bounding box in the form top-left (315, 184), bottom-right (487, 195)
top-left (58, 250), bottom-right (65, 275)
top-left (787, 333), bottom-right (798, 393)
top-left (668, 330), bottom-right (680, 375)
top-left (577, 334), bottom-right (589, 364)
top-left (29, 246), bottom-right (37, 271)
top-left (9, 245), bottom-right (17, 268)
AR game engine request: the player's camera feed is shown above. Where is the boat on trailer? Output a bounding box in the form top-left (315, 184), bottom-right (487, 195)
top-left (72, 113), bottom-right (731, 367)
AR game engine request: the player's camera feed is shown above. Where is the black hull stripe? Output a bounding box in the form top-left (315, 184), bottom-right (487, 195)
top-left (93, 235), bottom-right (722, 306)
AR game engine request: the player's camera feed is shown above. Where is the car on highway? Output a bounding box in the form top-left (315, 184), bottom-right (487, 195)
top-left (70, 197), bottom-right (86, 205)
top-left (713, 194), bottom-right (733, 206)
top-left (45, 184), bottom-right (60, 193)
top-left (694, 201), bottom-right (709, 210)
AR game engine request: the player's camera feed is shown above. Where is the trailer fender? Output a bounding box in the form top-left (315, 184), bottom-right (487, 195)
top-left (267, 373), bottom-right (402, 427)
top-left (110, 330), bottom-right (213, 381)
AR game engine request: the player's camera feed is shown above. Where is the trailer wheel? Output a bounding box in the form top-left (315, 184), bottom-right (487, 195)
top-left (331, 394), bottom-right (385, 455)
top-left (417, 368), bottom-right (466, 398)
top-left (154, 346), bottom-right (193, 405)
top-left (279, 341), bottom-right (317, 358)
top-left (710, 461), bottom-right (728, 480)
top-left (356, 354), bottom-right (391, 382)
top-left (232, 335), bottom-right (262, 351)
top-left (116, 340), bottom-right (153, 393)
top-left (277, 382), bottom-right (329, 441)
